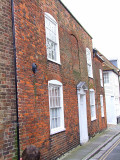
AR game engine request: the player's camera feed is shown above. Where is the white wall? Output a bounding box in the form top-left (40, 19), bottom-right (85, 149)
top-left (105, 95), bottom-right (117, 124)
top-left (104, 71), bottom-right (120, 125)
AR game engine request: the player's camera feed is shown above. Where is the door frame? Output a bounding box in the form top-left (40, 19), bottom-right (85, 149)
top-left (77, 82), bottom-right (88, 144)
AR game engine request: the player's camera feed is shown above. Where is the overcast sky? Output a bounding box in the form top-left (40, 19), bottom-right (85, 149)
top-left (61, 0), bottom-right (120, 68)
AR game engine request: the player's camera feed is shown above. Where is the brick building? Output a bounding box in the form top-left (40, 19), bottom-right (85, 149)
top-left (93, 49), bottom-right (107, 132)
top-left (0, 0), bottom-right (107, 159)
top-left (0, 0), bottom-right (17, 159)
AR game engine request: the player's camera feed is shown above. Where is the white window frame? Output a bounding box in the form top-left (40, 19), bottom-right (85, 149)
top-left (45, 13), bottom-right (60, 64)
top-left (48, 80), bottom-right (65, 135)
top-left (103, 72), bottom-right (109, 84)
top-left (90, 89), bottom-right (96, 121)
top-left (99, 69), bottom-right (103, 87)
top-left (100, 95), bottom-right (104, 117)
top-left (86, 48), bottom-right (93, 78)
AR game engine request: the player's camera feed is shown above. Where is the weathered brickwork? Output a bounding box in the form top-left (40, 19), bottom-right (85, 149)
top-left (93, 52), bottom-right (107, 132)
top-left (0, 0), bottom-right (17, 159)
top-left (13, 0), bottom-right (107, 159)
top-left (0, 0), bottom-right (107, 159)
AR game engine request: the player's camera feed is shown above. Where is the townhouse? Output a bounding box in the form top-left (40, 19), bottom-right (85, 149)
top-left (93, 49), bottom-right (107, 132)
top-left (1, 0), bottom-right (107, 159)
top-left (98, 53), bottom-right (120, 125)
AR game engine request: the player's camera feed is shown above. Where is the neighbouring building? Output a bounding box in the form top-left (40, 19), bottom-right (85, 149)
top-left (0, 0), bottom-right (17, 160)
top-left (0, 0), bottom-right (107, 160)
top-left (93, 49), bottom-right (107, 132)
top-left (97, 53), bottom-right (120, 125)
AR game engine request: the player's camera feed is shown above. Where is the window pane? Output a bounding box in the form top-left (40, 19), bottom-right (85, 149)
top-left (58, 117), bottom-right (60, 127)
top-left (52, 109), bottom-right (54, 117)
top-left (55, 87), bottom-right (58, 96)
top-left (50, 97), bottom-right (52, 107)
top-left (87, 53), bottom-right (91, 64)
top-left (100, 69), bottom-right (103, 86)
top-left (46, 39), bottom-right (56, 60)
top-left (101, 106), bottom-right (104, 117)
top-left (103, 73), bottom-right (109, 84)
top-left (58, 97), bottom-right (60, 107)
top-left (55, 108), bottom-right (57, 117)
top-left (52, 118), bottom-right (54, 129)
top-left (90, 90), bottom-right (96, 120)
top-left (86, 48), bottom-right (93, 77)
top-left (100, 95), bottom-right (103, 106)
top-left (100, 95), bottom-right (104, 117)
top-left (91, 105), bottom-right (94, 117)
top-left (57, 87), bottom-right (60, 96)
top-left (90, 91), bottom-right (94, 105)
top-left (46, 28), bottom-right (56, 43)
top-left (57, 108), bottom-right (60, 117)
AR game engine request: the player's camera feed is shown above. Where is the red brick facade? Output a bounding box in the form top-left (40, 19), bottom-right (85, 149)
top-left (0, 0), bottom-right (17, 159)
top-left (0, 0), bottom-right (107, 159)
top-left (91, 50), bottom-right (107, 135)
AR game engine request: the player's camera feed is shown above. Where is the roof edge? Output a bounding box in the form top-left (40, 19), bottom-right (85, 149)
top-left (93, 49), bottom-right (104, 63)
top-left (103, 67), bottom-right (119, 75)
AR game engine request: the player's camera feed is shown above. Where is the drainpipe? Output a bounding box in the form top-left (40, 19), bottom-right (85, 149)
top-left (11, 0), bottom-right (20, 159)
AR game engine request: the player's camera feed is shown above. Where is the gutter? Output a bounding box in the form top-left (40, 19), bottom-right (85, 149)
top-left (93, 49), bottom-right (104, 63)
top-left (11, 0), bottom-right (20, 159)
top-left (103, 68), bottom-right (119, 75)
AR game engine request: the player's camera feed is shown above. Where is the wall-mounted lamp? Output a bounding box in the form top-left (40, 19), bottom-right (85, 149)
top-left (32, 63), bottom-right (37, 73)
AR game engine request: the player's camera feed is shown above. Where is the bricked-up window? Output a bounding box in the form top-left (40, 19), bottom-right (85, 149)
top-left (103, 72), bottom-right (109, 84)
top-left (86, 48), bottom-right (93, 78)
top-left (90, 89), bottom-right (96, 121)
top-left (45, 13), bottom-right (60, 64)
top-left (99, 69), bottom-right (103, 87)
top-left (48, 80), bottom-right (65, 135)
top-left (100, 95), bottom-right (104, 117)
top-left (70, 34), bottom-right (79, 72)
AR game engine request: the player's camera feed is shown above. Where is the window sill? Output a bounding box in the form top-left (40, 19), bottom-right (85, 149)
top-left (47, 58), bottom-right (61, 65)
top-left (91, 118), bottom-right (97, 122)
top-left (50, 127), bottom-right (66, 135)
top-left (88, 76), bottom-right (94, 79)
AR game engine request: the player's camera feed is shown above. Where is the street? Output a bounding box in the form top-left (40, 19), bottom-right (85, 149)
top-left (90, 134), bottom-right (120, 160)
top-left (99, 138), bottom-right (120, 160)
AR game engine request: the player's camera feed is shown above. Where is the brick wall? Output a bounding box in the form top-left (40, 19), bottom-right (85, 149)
top-left (0, 0), bottom-right (17, 159)
top-left (93, 54), bottom-right (107, 132)
top-left (12, 0), bottom-right (107, 159)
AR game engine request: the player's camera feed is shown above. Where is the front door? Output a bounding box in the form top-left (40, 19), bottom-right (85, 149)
top-left (78, 89), bottom-right (88, 144)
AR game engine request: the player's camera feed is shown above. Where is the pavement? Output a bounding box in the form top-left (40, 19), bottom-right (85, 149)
top-left (57, 124), bottom-right (120, 160)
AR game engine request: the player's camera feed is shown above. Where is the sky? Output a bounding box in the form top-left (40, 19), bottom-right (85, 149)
top-left (61, 0), bottom-right (120, 68)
